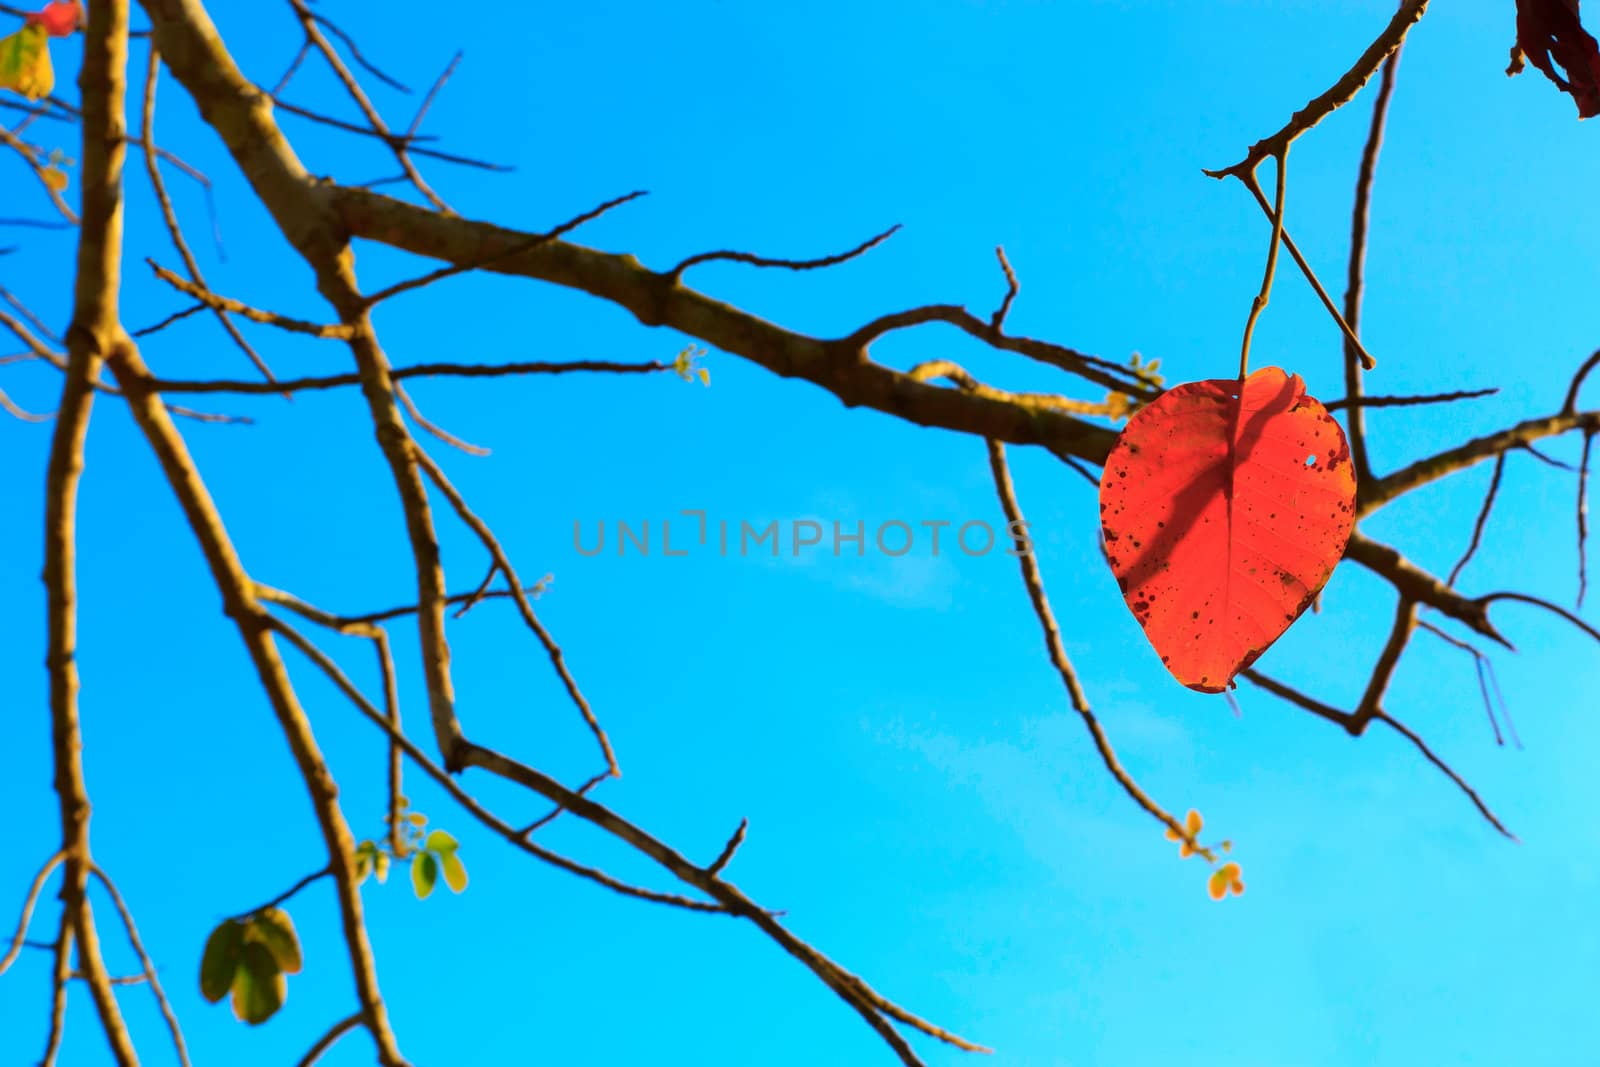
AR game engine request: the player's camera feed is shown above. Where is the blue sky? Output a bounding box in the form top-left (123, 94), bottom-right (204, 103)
top-left (3, 1), bottom-right (1599, 1064)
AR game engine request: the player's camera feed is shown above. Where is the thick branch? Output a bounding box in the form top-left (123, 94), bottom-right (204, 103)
top-left (1360, 411), bottom-right (1600, 515)
top-left (328, 186), bottom-right (1124, 462)
top-left (140, 0), bottom-right (466, 768)
top-left (106, 349), bottom-right (409, 1064)
top-left (1343, 532), bottom-right (1509, 647)
top-left (42, 1), bottom-right (140, 1058)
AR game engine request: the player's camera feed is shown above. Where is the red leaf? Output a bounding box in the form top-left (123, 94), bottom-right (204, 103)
top-left (1098, 367), bottom-right (1356, 693)
top-left (1509, 0), bottom-right (1600, 118)
top-left (44, 2), bottom-right (80, 37)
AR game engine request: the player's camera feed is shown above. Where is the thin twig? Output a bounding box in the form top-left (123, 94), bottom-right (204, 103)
top-left (1579, 432), bottom-right (1592, 608)
top-left (272, 99), bottom-right (511, 170)
top-left (1373, 712), bottom-right (1517, 840)
top-left (266, 617), bottom-right (725, 913)
top-left (1446, 453), bottom-right (1506, 588)
top-left (396, 380), bottom-right (489, 455)
top-left (251, 583), bottom-right (407, 853)
top-left (0, 284), bottom-right (63, 344)
top-left (987, 438), bottom-right (1213, 859)
top-left (140, 52), bottom-right (279, 385)
top-left (91, 865), bottom-right (193, 1067)
top-left (909, 359), bottom-right (1133, 419)
top-left (1238, 670), bottom-right (1355, 729)
top-left (1479, 591), bottom-right (1600, 645)
top-left (0, 382), bottom-right (51, 421)
top-left (840, 303), bottom-right (1152, 398)
top-left (290, 0), bottom-right (446, 210)
top-left (1241, 670), bottom-right (1516, 835)
top-left (231, 868), bottom-right (333, 922)
top-left (147, 258), bottom-right (354, 338)
top-left (407, 51), bottom-right (462, 138)
top-left (1324, 387), bottom-right (1496, 412)
top-left (1563, 348), bottom-right (1600, 414)
top-left (0, 852), bottom-right (63, 976)
top-left (1418, 620), bottom-right (1518, 748)
top-left (1516, 442), bottom-right (1573, 471)
top-left (271, 39), bottom-right (312, 95)
top-left (707, 819), bottom-right (749, 876)
top-left (1352, 598), bottom-right (1416, 731)
top-left (147, 356), bottom-right (672, 394)
top-left (990, 246), bottom-right (1020, 329)
top-left (1235, 172), bottom-right (1377, 372)
top-left (296, 1012), bottom-right (366, 1067)
top-left (308, 11), bottom-right (411, 92)
top-left (0, 125), bottom-right (78, 224)
top-left (343, 580), bottom-right (551, 626)
top-left (1341, 30), bottom-right (1404, 483)
top-left (130, 300), bottom-right (206, 337)
top-left (518, 770), bottom-right (610, 837)
top-left (668, 223), bottom-right (900, 281)
top-left (451, 561), bottom-right (499, 619)
top-left (1205, 0), bottom-right (1430, 176)
top-left (411, 446), bottom-right (619, 776)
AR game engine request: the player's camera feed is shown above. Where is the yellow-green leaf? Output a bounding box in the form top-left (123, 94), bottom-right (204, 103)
top-left (1207, 861), bottom-right (1245, 901)
top-left (246, 908), bottom-right (302, 975)
top-left (407, 812), bottom-right (427, 827)
top-left (412, 850), bottom-right (438, 900)
top-left (440, 849), bottom-right (468, 894)
top-left (374, 850), bottom-right (390, 884)
top-left (230, 942), bottom-right (286, 1025)
top-left (0, 24), bottom-right (53, 101)
top-left (424, 829), bottom-right (458, 854)
top-left (199, 919), bottom-right (245, 1004)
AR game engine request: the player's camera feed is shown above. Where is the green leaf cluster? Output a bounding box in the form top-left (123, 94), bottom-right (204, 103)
top-left (412, 829), bottom-right (468, 900)
top-left (198, 908), bottom-right (303, 1026)
top-left (356, 796), bottom-right (468, 900)
top-left (673, 344), bottom-right (711, 386)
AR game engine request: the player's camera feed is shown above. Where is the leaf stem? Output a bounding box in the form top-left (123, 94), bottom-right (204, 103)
top-left (1239, 149), bottom-right (1288, 380)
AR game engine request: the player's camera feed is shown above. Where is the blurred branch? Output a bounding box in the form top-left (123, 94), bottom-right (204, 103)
top-left (91, 866), bottom-right (192, 1067)
top-left (296, 1013), bottom-right (365, 1067)
top-left (0, 853), bottom-right (62, 977)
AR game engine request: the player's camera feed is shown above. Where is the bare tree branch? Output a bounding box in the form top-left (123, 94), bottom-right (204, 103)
top-left (0, 852), bottom-right (63, 977)
top-left (91, 866), bottom-right (192, 1067)
top-left (1341, 32), bottom-right (1404, 482)
top-left (1205, 0), bottom-right (1430, 176)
